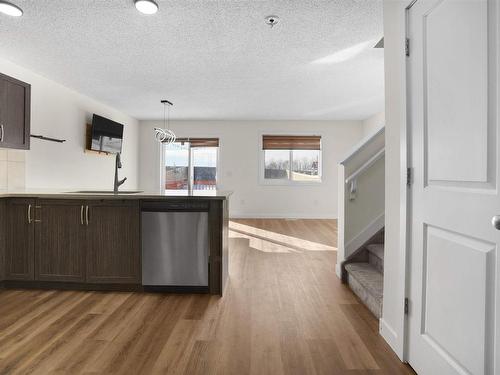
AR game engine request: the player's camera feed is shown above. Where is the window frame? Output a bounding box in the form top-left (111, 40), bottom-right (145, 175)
top-left (162, 138), bottom-right (220, 191)
top-left (259, 133), bottom-right (323, 186)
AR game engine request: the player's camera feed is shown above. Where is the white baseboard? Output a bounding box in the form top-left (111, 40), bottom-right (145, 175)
top-left (379, 318), bottom-right (404, 361)
top-left (335, 263), bottom-right (342, 279)
top-left (344, 212), bottom-right (385, 258)
top-left (229, 212), bottom-right (338, 220)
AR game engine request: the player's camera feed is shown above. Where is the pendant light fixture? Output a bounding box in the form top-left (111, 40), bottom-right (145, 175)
top-left (0, 1), bottom-right (23, 17)
top-left (134, 0), bottom-right (158, 15)
top-left (154, 100), bottom-right (176, 145)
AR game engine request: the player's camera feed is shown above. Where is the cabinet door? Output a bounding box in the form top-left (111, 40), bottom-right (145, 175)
top-left (0, 200), bottom-right (6, 281)
top-left (86, 200), bottom-right (140, 284)
top-left (35, 200), bottom-right (86, 282)
top-left (0, 74), bottom-right (30, 150)
top-left (5, 199), bottom-right (35, 280)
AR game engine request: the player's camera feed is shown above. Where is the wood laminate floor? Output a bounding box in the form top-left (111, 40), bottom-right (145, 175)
top-left (0, 219), bottom-right (414, 375)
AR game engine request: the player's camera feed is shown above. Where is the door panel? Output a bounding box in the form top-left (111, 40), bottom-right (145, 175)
top-left (86, 200), bottom-right (140, 284)
top-left (35, 200), bottom-right (86, 282)
top-left (423, 225), bottom-right (494, 375)
top-left (5, 199), bottom-right (35, 280)
top-left (408, 0), bottom-right (499, 374)
top-left (0, 74), bottom-right (30, 150)
top-left (425, 0), bottom-right (489, 183)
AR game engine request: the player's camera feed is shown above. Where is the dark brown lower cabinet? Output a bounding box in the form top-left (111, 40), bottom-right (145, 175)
top-left (5, 198), bottom-right (140, 285)
top-left (5, 198), bottom-right (35, 280)
top-left (2, 197), bottom-right (225, 294)
top-left (86, 200), bottom-right (140, 284)
top-left (0, 200), bottom-right (6, 281)
top-left (35, 200), bottom-right (86, 282)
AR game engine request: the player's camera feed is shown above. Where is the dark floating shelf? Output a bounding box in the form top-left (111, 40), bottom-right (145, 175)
top-left (30, 134), bottom-right (66, 143)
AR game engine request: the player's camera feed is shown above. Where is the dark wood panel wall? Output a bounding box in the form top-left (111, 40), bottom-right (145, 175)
top-left (208, 200), bottom-right (222, 295)
top-left (0, 200), bottom-right (5, 281)
top-left (222, 198), bottom-right (229, 293)
top-left (208, 199), bottom-right (229, 295)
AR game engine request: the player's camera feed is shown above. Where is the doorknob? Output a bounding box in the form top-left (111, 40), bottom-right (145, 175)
top-left (492, 215), bottom-right (500, 230)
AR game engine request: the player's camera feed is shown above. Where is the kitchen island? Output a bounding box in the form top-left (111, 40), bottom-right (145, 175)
top-left (0, 190), bottom-right (230, 296)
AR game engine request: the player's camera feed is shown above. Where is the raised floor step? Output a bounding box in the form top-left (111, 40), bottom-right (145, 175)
top-left (345, 262), bottom-right (383, 318)
top-left (366, 243), bottom-right (384, 274)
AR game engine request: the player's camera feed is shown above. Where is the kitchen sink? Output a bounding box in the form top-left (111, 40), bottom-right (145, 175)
top-left (66, 190), bottom-right (144, 194)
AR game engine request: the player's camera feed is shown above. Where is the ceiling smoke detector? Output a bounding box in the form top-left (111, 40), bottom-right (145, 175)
top-left (265, 15), bottom-right (279, 28)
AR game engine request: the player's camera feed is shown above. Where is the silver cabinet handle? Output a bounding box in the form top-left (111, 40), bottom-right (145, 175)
top-left (85, 205), bottom-right (89, 226)
top-left (0, 124), bottom-right (3, 142)
top-left (27, 204), bottom-right (32, 224)
top-left (81, 205), bottom-right (85, 225)
top-left (492, 215), bottom-right (500, 230)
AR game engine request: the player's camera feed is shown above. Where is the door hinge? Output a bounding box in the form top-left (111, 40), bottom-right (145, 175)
top-left (406, 167), bottom-right (412, 186)
top-left (405, 38), bottom-right (410, 57)
top-left (404, 298), bottom-right (409, 315)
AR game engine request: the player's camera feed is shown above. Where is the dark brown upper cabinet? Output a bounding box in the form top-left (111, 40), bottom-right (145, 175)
top-left (86, 200), bottom-right (141, 284)
top-left (0, 73), bottom-right (31, 150)
top-left (35, 200), bottom-right (87, 282)
top-left (5, 198), bottom-right (35, 280)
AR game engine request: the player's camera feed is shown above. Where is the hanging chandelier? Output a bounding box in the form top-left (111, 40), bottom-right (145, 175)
top-left (154, 100), bottom-right (176, 145)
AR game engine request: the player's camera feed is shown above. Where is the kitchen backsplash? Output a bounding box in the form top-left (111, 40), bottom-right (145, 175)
top-left (0, 149), bottom-right (26, 190)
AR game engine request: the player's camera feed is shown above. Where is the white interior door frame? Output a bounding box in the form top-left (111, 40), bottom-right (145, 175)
top-left (378, 0), bottom-right (416, 360)
top-left (402, 0), bottom-right (418, 362)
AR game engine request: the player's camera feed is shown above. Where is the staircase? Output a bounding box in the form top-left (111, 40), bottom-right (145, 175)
top-left (337, 126), bottom-right (385, 319)
top-left (344, 242), bottom-right (384, 318)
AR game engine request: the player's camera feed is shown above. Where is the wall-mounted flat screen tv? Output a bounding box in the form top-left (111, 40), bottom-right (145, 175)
top-left (91, 114), bottom-right (124, 154)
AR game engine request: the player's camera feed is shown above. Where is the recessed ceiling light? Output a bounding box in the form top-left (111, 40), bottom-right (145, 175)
top-left (0, 1), bottom-right (23, 17)
top-left (135, 0), bottom-right (158, 15)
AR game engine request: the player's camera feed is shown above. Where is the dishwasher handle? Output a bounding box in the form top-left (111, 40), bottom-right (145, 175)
top-left (141, 201), bottom-right (210, 212)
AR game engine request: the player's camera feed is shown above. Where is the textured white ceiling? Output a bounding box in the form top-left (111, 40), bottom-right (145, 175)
top-left (0, 0), bottom-right (384, 120)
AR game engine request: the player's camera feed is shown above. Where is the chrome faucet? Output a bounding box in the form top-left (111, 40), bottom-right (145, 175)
top-left (114, 152), bottom-right (127, 193)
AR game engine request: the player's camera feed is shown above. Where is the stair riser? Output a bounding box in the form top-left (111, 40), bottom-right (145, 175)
top-left (347, 275), bottom-right (382, 319)
top-left (368, 253), bottom-right (384, 274)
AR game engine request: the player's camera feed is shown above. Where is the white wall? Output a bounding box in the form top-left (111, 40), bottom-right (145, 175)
top-left (344, 157), bottom-right (385, 248)
top-left (0, 57), bottom-right (139, 191)
top-left (362, 111), bottom-right (385, 137)
top-left (336, 127), bottom-right (385, 274)
top-left (380, 0), bottom-right (408, 361)
top-left (0, 149), bottom-right (26, 190)
top-left (139, 120), bottom-right (364, 218)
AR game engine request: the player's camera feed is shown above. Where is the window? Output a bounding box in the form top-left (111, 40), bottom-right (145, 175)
top-left (165, 142), bottom-right (190, 190)
top-left (262, 135), bottom-right (321, 183)
top-left (164, 138), bottom-right (219, 191)
top-left (264, 150), bottom-right (289, 179)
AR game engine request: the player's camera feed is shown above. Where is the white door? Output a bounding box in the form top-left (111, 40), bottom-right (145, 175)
top-left (407, 0), bottom-right (499, 374)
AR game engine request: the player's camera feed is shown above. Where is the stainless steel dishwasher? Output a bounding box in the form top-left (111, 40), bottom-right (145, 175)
top-left (141, 201), bottom-right (209, 288)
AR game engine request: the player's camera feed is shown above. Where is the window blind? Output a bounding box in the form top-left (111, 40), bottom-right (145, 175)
top-left (262, 135), bottom-right (321, 150)
top-left (174, 138), bottom-right (219, 147)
